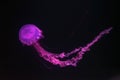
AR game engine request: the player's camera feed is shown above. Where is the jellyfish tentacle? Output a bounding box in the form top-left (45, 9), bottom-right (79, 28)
top-left (35, 27), bottom-right (112, 67)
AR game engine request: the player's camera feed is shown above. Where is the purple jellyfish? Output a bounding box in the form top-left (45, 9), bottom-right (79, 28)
top-left (19, 24), bottom-right (112, 67)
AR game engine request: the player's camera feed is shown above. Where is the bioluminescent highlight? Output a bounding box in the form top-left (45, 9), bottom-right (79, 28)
top-left (19, 24), bottom-right (112, 67)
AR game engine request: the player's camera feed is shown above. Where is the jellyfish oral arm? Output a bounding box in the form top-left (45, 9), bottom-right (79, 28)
top-left (19, 24), bottom-right (112, 67)
top-left (32, 27), bottom-right (112, 67)
top-left (84, 27), bottom-right (113, 49)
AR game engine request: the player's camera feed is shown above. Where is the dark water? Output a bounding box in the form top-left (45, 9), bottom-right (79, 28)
top-left (2, 0), bottom-right (119, 80)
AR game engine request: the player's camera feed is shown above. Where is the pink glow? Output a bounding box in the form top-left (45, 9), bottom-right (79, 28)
top-left (19, 24), bottom-right (43, 46)
top-left (19, 24), bottom-right (112, 67)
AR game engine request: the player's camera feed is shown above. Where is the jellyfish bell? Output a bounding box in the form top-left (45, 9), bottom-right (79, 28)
top-left (19, 24), bottom-right (44, 46)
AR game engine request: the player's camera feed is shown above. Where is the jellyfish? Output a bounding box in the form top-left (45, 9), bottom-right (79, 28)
top-left (19, 24), bottom-right (112, 67)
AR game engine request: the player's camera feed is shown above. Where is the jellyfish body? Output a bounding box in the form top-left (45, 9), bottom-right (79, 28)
top-left (19, 24), bottom-right (43, 46)
top-left (19, 24), bottom-right (112, 67)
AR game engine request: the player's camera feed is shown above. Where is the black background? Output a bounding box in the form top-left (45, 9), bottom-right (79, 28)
top-left (2, 0), bottom-right (119, 80)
